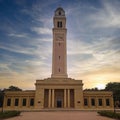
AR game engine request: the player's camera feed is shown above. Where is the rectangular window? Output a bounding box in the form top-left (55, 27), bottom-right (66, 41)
top-left (98, 99), bottom-right (102, 106)
top-left (57, 22), bottom-right (59, 28)
top-left (84, 98), bottom-right (88, 106)
top-left (59, 56), bottom-right (60, 60)
top-left (57, 21), bottom-right (62, 28)
top-left (22, 98), bottom-right (26, 106)
top-left (15, 98), bottom-right (19, 106)
top-left (7, 98), bottom-right (11, 106)
top-left (106, 99), bottom-right (110, 106)
top-left (60, 22), bottom-right (62, 27)
top-left (59, 43), bottom-right (60, 46)
top-left (30, 98), bottom-right (34, 106)
top-left (91, 98), bottom-right (95, 106)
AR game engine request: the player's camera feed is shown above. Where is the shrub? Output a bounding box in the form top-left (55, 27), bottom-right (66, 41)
top-left (0, 111), bottom-right (21, 119)
top-left (98, 111), bottom-right (120, 120)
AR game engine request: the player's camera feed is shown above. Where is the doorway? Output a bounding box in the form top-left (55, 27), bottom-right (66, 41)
top-left (57, 99), bottom-right (62, 108)
top-left (55, 89), bottom-right (64, 108)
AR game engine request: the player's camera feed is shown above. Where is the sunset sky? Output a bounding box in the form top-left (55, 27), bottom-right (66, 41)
top-left (0, 0), bottom-right (120, 90)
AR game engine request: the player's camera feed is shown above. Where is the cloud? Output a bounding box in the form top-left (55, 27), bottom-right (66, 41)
top-left (89, 0), bottom-right (120, 28)
top-left (67, 36), bottom-right (120, 79)
top-left (0, 0), bottom-right (120, 90)
top-left (68, 39), bottom-right (92, 55)
top-left (31, 27), bottom-right (51, 35)
top-left (81, 66), bottom-right (120, 89)
top-left (0, 60), bottom-right (51, 90)
top-left (0, 53), bottom-right (51, 90)
top-left (0, 42), bottom-right (35, 55)
top-left (8, 33), bottom-right (28, 38)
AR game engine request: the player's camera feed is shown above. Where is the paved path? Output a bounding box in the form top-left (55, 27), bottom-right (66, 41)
top-left (6, 111), bottom-right (115, 120)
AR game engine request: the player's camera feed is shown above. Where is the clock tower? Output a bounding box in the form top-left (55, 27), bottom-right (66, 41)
top-left (3, 7), bottom-right (113, 111)
top-left (51, 7), bottom-right (68, 78)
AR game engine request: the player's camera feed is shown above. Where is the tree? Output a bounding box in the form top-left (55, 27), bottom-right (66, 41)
top-left (0, 90), bottom-right (4, 107)
top-left (0, 86), bottom-right (22, 108)
top-left (4, 86), bottom-right (22, 91)
top-left (105, 82), bottom-right (120, 99)
top-left (105, 82), bottom-right (120, 108)
top-left (84, 87), bottom-right (99, 91)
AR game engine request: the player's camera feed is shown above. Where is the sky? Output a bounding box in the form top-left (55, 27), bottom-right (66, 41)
top-left (0, 0), bottom-right (120, 90)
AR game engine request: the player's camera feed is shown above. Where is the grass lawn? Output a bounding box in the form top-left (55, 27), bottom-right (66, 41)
top-left (0, 111), bottom-right (21, 119)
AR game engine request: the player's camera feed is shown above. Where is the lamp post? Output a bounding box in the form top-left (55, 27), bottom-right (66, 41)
top-left (1, 92), bottom-right (4, 113)
top-left (113, 96), bottom-right (116, 113)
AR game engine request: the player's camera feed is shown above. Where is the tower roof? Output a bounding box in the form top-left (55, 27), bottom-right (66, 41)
top-left (54, 7), bottom-right (65, 16)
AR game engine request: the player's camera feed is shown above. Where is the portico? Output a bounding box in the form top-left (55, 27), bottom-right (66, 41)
top-left (35, 78), bottom-right (83, 109)
top-left (44, 89), bottom-right (73, 108)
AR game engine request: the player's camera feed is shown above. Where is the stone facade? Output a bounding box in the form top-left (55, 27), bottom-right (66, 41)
top-left (34, 78), bottom-right (83, 109)
top-left (83, 91), bottom-right (113, 110)
top-left (3, 78), bottom-right (113, 110)
top-left (3, 7), bottom-right (114, 111)
top-left (3, 91), bottom-right (35, 111)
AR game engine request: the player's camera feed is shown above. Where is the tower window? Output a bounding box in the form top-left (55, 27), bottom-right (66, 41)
top-left (59, 56), bottom-right (60, 59)
top-left (57, 21), bottom-right (62, 28)
top-left (59, 43), bottom-right (60, 46)
top-left (59, 68), bottom-right (60, 72)
top-left (59, 11), bottom-right (61, 15)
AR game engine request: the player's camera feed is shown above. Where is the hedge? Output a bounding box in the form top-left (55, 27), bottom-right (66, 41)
top-left (98, 111), bottom-right (120, 120)
top-left (0, 111), bottom-right (21, 119)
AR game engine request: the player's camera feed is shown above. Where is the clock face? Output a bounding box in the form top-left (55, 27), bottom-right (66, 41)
top-left (56, 36), bottom-right (64, 41)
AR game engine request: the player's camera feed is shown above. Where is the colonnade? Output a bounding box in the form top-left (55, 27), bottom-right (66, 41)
top-left (48, 89), bottom-right (71, 108)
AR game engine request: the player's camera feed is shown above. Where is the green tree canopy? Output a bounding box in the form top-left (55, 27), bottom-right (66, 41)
top-left (0, 86), bottom-right (22, 107)
top-left (105, 82), bottom-right (120, 101)
top-left (84, 87), bottom-right (99, 91)
top-left (4, 86), bottom-right (22, 91)
top-left (0, 90), bottom-right (4, 107)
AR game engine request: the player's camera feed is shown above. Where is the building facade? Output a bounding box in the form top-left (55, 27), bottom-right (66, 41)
top-left (3, 7), bottom-right (114, 111)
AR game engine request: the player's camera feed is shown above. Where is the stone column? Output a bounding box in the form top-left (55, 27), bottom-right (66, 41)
top-left (19, 97), bottom-right (22, 108)
top-left (88, 97), bottom-right (91, 108)
top-left (64, 89), bottom-right (66, 108)
top-left (52, 89), bottom-right (54, 108)
top-left (11, 97), bottom-right (14, 108)
top-left (48, 89), bottom-right (51, 108)
top-left (110, 97), bottom-right (114, 108)
top-left (67, 89), bottom-right (70, 108)
top-left (27, 97), bottom-right (29, 108)
top-left (103, 98), bottom-right (106, 108)
top-left (95, 97), bottom-right (98, 108)
top-left (3, 95), bottom-right (7, 108)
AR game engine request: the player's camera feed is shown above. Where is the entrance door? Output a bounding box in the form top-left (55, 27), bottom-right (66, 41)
top-left (57, 99), bottom-right (62, 108)
top-left (55, 89), bottom-right (64, 108)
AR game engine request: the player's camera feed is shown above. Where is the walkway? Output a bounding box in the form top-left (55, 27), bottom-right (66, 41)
top-left (6, 111), bottom-right (115, 120)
